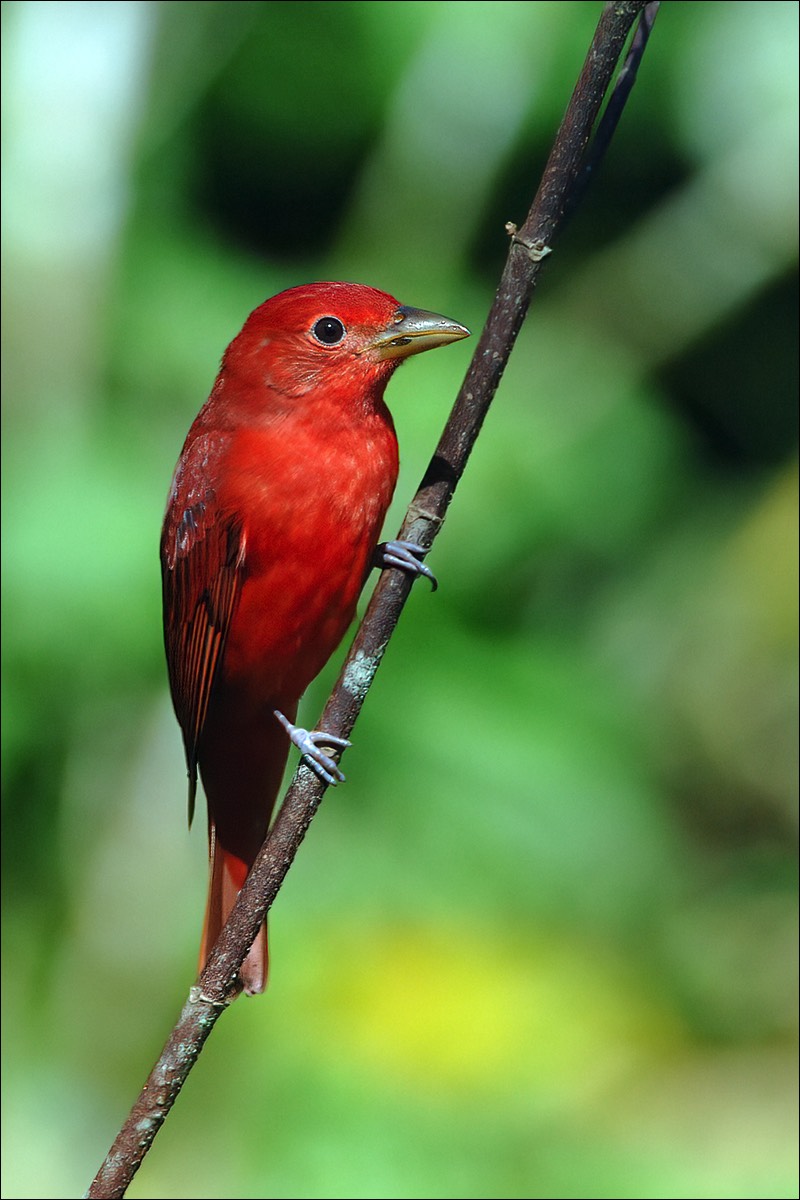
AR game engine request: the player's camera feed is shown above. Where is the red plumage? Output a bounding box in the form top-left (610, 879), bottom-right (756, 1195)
top-left (161, 282), bottom-right (468, 994)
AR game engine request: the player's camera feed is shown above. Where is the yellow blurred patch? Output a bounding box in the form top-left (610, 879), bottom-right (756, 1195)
top-left (301, 920), bottom-right (684, 1102)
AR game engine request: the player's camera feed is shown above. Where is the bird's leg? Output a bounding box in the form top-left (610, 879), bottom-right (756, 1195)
top-left (273, 710), bottom-right (350, 786)
top-left (375, 540), bottom-right (438, 590)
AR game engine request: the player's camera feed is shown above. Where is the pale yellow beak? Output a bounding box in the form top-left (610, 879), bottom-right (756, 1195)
top-left (371, 305), bottom-right (470, 361)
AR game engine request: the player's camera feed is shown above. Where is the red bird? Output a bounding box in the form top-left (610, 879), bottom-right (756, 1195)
top-left (161, 282), bottom-right (468, 994)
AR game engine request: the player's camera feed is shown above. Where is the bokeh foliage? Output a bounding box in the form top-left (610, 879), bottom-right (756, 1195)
top-left (2, 3), bottom-right (797, 1198)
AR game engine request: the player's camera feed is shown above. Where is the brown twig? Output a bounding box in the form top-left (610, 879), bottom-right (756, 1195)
top-left (85, 4), bottom-right (653, 1196)
top-left (567, 0), bottom-right (661, 219)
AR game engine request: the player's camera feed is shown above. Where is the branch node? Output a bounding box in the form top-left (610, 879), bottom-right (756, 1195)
top-left (505, 223), bottom-right (553, 262)
top-left (188, 984), bottom-right (235, 1009)
top-left (406, 502), bottom-right (442, 526)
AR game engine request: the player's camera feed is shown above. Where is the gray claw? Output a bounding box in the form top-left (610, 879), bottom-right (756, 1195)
top-left (274, 710), bottom-right (350, 785)
top-left (378, 539), bottom-right (438, 591)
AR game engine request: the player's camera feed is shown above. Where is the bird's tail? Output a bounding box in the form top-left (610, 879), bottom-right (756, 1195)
top-left (195, 699), bottom-right (295, 996)
top-left (200, 827), bottom-right (268, 995)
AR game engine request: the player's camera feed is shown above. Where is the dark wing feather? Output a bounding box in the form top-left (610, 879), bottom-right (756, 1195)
top-left (160, 437), bottom-right (245, 824)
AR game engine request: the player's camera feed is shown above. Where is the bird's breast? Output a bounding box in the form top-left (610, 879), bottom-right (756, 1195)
top-left (216, 412), bottom-right (399, 704)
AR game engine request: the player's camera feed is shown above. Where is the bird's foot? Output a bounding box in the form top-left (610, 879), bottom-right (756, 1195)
top-left (376, 540), bottom-right (438, 591)
top-left (273, 710), bottom-right (350, 786)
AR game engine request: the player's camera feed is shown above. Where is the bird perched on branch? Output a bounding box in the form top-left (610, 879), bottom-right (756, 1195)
top-left (160, 281), bottom-right (469, 995)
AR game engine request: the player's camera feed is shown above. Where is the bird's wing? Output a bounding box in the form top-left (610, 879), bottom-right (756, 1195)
top-left (160, 435), bottom-right (245, 824)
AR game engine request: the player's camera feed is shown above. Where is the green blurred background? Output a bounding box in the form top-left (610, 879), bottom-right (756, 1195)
top-left (2, 2), bottom-right (797, 1197)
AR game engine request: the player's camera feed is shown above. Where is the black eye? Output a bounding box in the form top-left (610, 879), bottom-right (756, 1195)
top-left (312, 316), bottom-right (346, 345)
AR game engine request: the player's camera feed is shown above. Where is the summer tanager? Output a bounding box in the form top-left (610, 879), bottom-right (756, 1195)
top-left (161, 281), bottom-right (469, 994)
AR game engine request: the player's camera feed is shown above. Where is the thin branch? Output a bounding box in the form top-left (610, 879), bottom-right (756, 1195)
top-left (567, 0), bottom-right (661, 219)
top-left (85, 4), bottom-right (652, 1196)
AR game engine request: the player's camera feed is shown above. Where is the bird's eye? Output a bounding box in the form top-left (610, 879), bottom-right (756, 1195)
top-left (312, 316), bottom-right (346, 345)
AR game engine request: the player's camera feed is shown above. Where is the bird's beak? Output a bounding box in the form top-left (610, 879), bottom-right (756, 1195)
top-left (369, 306), bottom-right (470, 361)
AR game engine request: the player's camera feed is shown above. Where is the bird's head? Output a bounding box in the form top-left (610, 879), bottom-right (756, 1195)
top-left (218, 281), bottom-right (469, 411)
